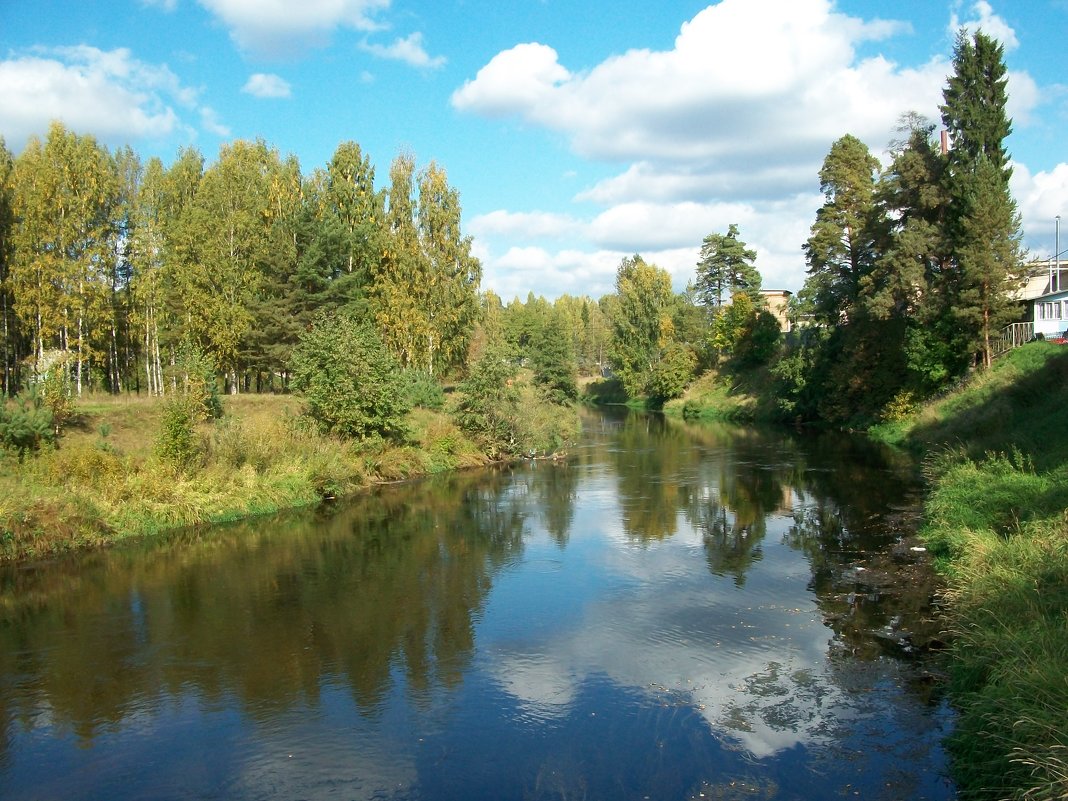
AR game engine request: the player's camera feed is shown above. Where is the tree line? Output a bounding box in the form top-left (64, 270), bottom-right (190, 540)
top-left (574, 29), bottom-right (1025, 427)
top-left (0, 29), bottom-right (1023, 435)
top-left (0, 127), bottom-right (481, 397)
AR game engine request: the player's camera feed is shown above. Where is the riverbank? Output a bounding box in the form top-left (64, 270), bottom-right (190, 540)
top-left (871, 342), bottom-right (1068, 801)
top-left (0, 392), bottom-right (577, 564)
top-left (589, 341), bottom-right (1068, 799)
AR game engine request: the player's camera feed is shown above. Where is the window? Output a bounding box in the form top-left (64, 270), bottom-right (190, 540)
top-left (1040, 301), bottom-right (1063, 321)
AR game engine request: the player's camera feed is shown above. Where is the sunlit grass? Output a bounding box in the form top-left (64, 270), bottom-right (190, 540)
top-left (0, 392), bottom-right (498, 563)
top-left (891, 342), bottom-right (1068, 801)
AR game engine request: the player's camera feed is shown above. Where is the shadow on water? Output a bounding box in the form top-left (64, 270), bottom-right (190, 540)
top-left (0, 409), bottom-right (954, 800)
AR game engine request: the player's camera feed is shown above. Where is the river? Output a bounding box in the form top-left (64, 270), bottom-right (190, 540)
top-left (0, 409), bottom-right (955, 800)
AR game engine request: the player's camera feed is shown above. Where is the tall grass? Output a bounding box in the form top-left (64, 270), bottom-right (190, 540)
top-left (891, 343), bottom-right (1068, 800)
top-left (0, 394), bottom-right (495, 563)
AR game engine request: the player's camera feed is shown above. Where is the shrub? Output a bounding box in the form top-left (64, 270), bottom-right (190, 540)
top-left (646, 342), bottom-right (697, 404)
top-left (163, 343), bottom-right (222, 420)
top-left (154, 395), bottom-right (203, 470)
top-left (0, 391), bottom-right (55, 455)
top-left (290, 310), bottom-right (410, 441)
top-left (452, 344), bottom-right (521, 459)
top-left (400, 368), bottom-right (446, 410)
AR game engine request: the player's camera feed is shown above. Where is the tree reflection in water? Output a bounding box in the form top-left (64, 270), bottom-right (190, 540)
top-left (0, 411), bottom-right (952, 801)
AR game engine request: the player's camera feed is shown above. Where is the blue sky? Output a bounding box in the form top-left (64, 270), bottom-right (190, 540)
top-left (1, 0), bottom-right (1066, 300)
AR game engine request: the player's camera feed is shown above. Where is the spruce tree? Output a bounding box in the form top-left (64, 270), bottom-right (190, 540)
top-left (941, 30), bottom-right (1012, 180)
top-left (941, 31), bottom-right (1022, 368)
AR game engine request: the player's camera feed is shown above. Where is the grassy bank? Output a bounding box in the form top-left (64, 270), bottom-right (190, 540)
top-left (582, 366), bottom-right (781, 421)
top-left (873, 342), bottom-right (1068, 801)
top-left (0, 392), bottom-right (560, 563)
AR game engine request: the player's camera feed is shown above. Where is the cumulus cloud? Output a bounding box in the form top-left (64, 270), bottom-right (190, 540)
top-left (474, 193), bottom-right (818, 300)
top-left (452, 0), bottom-right (941, 174)
top-left (469, 210), bottom-right (584, 241)
top-left (0, 46), bottom-right (212, 151)
top-left (359, 32), bottom-right (446, 69)
top-left (1012, 162), bottom-right (1068, 255)
top-left (196, 0), bottom-right (390, 56)
top-left (950, 0), bottom-right (1019, 50)
top-left (242, 72), bottom-right (292, 98)
top-left (456, 0), bottom-right (1057, 298)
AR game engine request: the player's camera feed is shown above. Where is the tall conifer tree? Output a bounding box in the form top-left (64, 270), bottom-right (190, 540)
top-left (695, 224), bottom-right (760, 309)
top-left (941, 30), bottom-right (1022, 368)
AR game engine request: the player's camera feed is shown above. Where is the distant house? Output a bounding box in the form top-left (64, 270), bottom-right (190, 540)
top-left (1014, 264), bottom-right (1068, 339)
top-left (1033, 289), bottom-right (1068, 339)
top-left (758, 289), bottom-right (793, 333)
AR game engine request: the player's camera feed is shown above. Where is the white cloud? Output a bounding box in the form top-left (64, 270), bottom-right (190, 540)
top-left (1012, 161), bottom-right (1068, 257)
top-left (473, 193), bottom-right (820, 300)
top-left (469, 210), bottom-right (583, 241)
top-left (950, 0), bottom-right (1019, 51)
top-left (196, 0), bottom-right (390, 56)
top-left (199, 106), bottom-right (231, 137)
top-left (359, 32), bottom-right (446, 69)
top-left (455, 0), bottom-right (1050, 299)
top-left (242, 72), bottom-right (292, 99)
top-left (0, 46), bottom-right (213, 151)
top-left (452, 0), bottom-right (939, 170)
top-left (453, 43), bottom-right (570, 116)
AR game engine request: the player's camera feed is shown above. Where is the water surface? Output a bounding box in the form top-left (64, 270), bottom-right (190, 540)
top-left (0, 410), bottom-right (954, 800)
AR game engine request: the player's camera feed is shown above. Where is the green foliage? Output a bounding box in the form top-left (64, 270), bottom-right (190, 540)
top-left (695, 223), bottom-right (760, 308)
top-left (154, 344), bottom-right (221, 469)
top-left (802, 133), bottom-right (882, 325)
top-left (154, 394), bottom-right (203, 470)
top-left (0, 390), bottom-right (54, 454)
top-left (709, 294), bottom-right (781, 368)
top-left (530, 310), bottom-right (579, 404)
top-left (290, 309), bottom-right (410, 441)
top-left (645, 341), bottom-right (697, 403)
top-left (880, 389), bottom-right (917, 423)
top-left (37, 359), bottom-right (75, 434)
top-left (606, 254), bottom-right (689, 400)
top-left (400, 368), bottom-right (446, 410)
top-left (941, 30), bottom-right (1012, 180)
top-left (166, 343), bottom-right (222, 420)
top-left (887, 342), bottom-right (1068, 800)
top-left (452, 344), bottom-right (521, 459)
top-left (453, 343), bottom-right (578, 459)
top-left (922, 453), bottom-right (1068, 801)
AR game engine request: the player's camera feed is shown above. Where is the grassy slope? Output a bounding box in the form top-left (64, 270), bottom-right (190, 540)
top-left (661, 365), bottom-right (781, 422)
top-left (872, 342), bottom-right (1068, 801)
top-left (0, 394), bottom-right (491, 563)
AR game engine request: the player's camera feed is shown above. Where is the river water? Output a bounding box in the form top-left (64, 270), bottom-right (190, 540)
top-left (0, 410), bottom-right (955, 800)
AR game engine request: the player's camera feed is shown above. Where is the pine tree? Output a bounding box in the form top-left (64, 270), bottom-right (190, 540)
top-left (695, 224), bottom-right (760, 308)
top-left (802, 134), bottom-right (882, 325)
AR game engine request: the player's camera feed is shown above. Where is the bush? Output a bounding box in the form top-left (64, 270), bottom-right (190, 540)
top-left (291, 310), bottom-right (410, 441)
top-left (163, 343), bottom-right (222, 420)
top-left (154, 395), bottom-right (203, 470)
top-left (646, 342), bottom-right (697, 404)
top-left (0, 391), bottom-right (55, 455)
top-left (452, 345), bottom-right (521, 459)
top-left (400, 368), bottom-right (446, 410)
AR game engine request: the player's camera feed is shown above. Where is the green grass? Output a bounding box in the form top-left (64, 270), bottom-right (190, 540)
top-left (884, 342), bottom-right (1068, 800)
top-left (0, 393), bottom-right (502, 563)
top-left (662, 365), bottom-right (780, 422)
